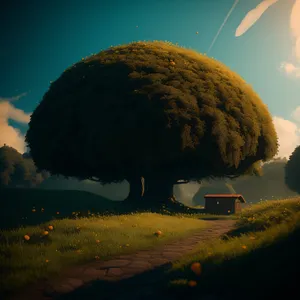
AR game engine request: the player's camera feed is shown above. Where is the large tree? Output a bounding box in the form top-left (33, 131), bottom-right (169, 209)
top-left (25, 41), bottom-right (278, 207)
top-left (285, 146), bottom-right (300, 194)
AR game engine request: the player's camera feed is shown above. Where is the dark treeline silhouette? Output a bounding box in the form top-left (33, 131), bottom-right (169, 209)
top-left (285, 145), bottom-right (300, 194)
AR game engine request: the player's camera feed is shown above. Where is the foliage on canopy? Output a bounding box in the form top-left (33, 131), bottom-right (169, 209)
top-left (0, 145), bottom-right (48, 188)
top-left (285, 145), bottom-right (300, 193)
top-left (26, 41), bottom-right (278, 184)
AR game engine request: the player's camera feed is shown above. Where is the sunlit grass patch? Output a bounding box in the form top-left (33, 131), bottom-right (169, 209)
top-left (196, 214), bottom-right (238, 220)
top-left (227, 197), bottom-right (300, 237)
top-left (0, 212), bottom-right (206, 295)
top-left (165, 197), bottom-right (300, 300)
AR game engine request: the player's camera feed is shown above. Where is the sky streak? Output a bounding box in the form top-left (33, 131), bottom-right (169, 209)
top-left (206, 0), bottom-right (240, 54)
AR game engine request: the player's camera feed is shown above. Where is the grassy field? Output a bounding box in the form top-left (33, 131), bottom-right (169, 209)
top-left (0, 188), bottom-right (231, 230)
top-left (162, 197), bottom-right (300, 300)
top-left (3, 188), bottom-right (298, 299)
top-left (0, 188), bottom-right (122, 229)
top-left (0, 210), bottom-right (207, 295)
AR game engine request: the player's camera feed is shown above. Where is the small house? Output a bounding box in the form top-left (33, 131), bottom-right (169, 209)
top-left (204, 194), bottom-right (246, 215)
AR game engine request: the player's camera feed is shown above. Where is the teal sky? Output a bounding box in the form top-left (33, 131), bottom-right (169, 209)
top-left (1, 0), bottom-right (300, 157)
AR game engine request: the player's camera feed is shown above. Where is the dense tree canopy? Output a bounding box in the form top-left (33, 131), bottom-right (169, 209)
top-left (26, 41), bottom-right (278, 205)
top-left (0, 145), bottom-right (48, 188)
top-left (285, 146), bottom-right (300, 194)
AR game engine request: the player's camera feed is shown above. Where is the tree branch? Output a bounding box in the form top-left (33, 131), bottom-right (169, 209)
top-left (226, 174), bottom-right (240, 179)
top-left (88, 177), bottom-right (102, 182)
top-left (174, 179), bottom-right (189, 185)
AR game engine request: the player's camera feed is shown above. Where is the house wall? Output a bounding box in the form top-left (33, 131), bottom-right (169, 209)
top-left (205, 197), bottom-right (238, 215)
top-left (235, 200), bottom-right (242, 212)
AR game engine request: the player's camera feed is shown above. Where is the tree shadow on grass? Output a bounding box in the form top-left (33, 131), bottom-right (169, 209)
top-left (0, 188), bottom-right (204, 230)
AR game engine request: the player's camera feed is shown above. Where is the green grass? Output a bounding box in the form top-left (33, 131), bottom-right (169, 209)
top-left (0, 188), bottom-right (233, 230)
top-left (0, 188), bottom-right (120, 229)
top-left (3, 187), bottom-right (289, 299)
top-left (163, 197), bottom-right (300, 300)
top-left (196, 214), bottom-right (238, 220)
top-left (0, 212), bottom-right (207, 295)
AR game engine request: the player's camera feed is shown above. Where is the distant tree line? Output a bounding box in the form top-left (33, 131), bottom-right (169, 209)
top-left (192, 156), bottom-right (299, 206)
top-left (0, 145), bottom-right (49, 188)
top-left (285, 145), bottom-right (300, 194)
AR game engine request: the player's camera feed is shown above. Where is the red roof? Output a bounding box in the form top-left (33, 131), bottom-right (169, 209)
top-left (204, 194), bottom-right (246, 203)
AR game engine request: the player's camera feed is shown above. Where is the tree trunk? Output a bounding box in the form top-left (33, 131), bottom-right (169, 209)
top-left (124, 177), bottom-right (145, 204)
top-left (143, 177), bottom-right (177, 206)
top-left (124, 176), bottom-right (193, 211)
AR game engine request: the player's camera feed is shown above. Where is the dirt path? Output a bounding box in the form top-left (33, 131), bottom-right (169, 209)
top-left (10, 220), bottom-right (236, 300)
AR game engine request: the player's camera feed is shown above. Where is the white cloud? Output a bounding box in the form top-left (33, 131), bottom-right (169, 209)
top-left (235, 0), bottom-right (279, 37)
top-left (291, 106), bottom-right (300, 122)
top-left (280, 62), bottom-right (300, 77)
top-left (273, 114), bottom-right (300, 159)
top-left (235, 0), bottom-right (300, 79)
top-left (280, 0), bottom-right (300, 78)
top-left (0, 94), bottom-right (31, 154)
top-left (290, 0), bottom-right (300, 58)
top-left (284, 62), bottom-right (297, 74)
